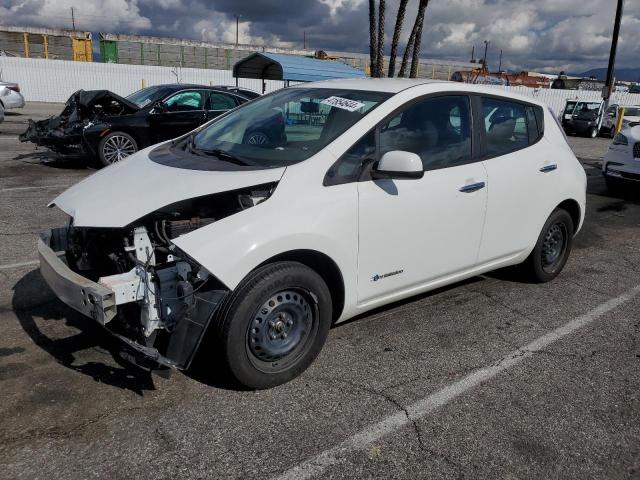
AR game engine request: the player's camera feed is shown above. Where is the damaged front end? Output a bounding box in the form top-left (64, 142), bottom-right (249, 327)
top-left (39, 183), bottom-right (276, 371)
top-left (20, 90), bottom-right (138, 155)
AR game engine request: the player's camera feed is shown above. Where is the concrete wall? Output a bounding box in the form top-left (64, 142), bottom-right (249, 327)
top-left (2, 56), bottom-right (640, 114)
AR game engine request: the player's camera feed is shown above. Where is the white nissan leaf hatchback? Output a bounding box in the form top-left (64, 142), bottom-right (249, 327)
top-left (39, 79), bottom-right (586, 388)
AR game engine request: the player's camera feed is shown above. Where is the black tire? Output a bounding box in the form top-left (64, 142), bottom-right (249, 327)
top-left (213, 261), bottom-right (332, 389)
top-left (520, 209), bottom-right (574, 283)
top-left (587, 127), bottom-right (598, 138)
top-left (98, 131), bottom-right (138, 166)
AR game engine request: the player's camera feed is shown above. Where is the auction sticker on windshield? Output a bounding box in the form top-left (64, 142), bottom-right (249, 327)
top-left (321, 96), bottom-right (365, 112)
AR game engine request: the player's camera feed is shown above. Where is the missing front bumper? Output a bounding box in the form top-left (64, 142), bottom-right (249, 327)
top-left (38, 227), bottom-right (226, 370)
top-left (38, 228), bottom-right (117, 324)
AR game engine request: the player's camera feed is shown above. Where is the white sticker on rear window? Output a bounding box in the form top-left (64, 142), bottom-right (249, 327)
top-left (320, 96), bottom-right (365, 112)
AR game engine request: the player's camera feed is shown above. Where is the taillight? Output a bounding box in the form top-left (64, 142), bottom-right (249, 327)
top-left (7, 85), bottom-right (20, 93)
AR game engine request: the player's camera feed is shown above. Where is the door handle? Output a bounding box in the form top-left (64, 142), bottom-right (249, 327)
top-left (459, 181), bottom-right (485, 193)
top-left (539, 164), bottom-right (558, 173)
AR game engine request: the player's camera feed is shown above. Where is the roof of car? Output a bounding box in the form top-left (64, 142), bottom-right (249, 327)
top-left (294, 78), bottom-right (446, 93)
top-left (294, 78), bottom-right (547, 107)
top-left (153, 83), bottom-right (245, 93)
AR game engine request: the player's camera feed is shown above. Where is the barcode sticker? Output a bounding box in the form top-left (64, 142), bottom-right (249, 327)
top-left (320, 96), bottom-right (365, 112)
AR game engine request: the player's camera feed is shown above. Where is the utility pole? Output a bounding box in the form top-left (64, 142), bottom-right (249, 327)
top-left (482, 40), bottom-right (489, 69)
top-left (471, 45), bottom-right (475, 62)
top-left (603, 0), bottom-right (625, 102)
top-left (235, 15), bottom-right (239, 48)
top-left (71, 7), bottom-right (76, 31)
top-left (498, 49), bottom-right (503, 72)
top-left (303, 31), bottom-right (306, 50)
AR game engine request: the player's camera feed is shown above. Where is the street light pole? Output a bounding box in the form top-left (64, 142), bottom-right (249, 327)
top-left (236, 15), bottom-right (239, 48)
top-left (603, 0), bottom-right (625, 101)
top-left (482, 40), bottom-right (489, 69)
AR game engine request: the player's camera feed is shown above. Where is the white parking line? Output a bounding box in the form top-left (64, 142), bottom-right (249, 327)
top-left (275, 284), bottom-right (640, 480)
top-left (0, 260), bottom-right (39, 271)
top-left (0, 184), bottom-right (69, 193)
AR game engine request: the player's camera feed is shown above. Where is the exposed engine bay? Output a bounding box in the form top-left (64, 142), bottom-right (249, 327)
top-left (52, 183), bottom-right (276, 370)
top-left (19, 90), bottom-right (138, 154)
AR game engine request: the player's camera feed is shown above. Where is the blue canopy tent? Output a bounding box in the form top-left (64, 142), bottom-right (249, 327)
top-left (232, 52), bottom-right (366, 92)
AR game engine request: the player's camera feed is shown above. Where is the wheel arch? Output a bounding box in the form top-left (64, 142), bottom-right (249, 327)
top-left (556, 198), bottom-right (581, 234)
top-left (255, 249), bottom-right (345, 323)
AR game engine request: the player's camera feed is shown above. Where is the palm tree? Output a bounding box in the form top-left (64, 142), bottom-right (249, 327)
top-left (388, 0), bottom-right (408, 77)
top-left (410, 0), bottom-right (429, 78)
top-left (375, 0), bottom-right (386, 77)
top-left (398, 1), bottom-right (424, 78)
top-left (368, 0), bottom-right (378, 76)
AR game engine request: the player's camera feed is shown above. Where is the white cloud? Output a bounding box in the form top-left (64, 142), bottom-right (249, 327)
top-left (1, 0), bottom-right (152, 32)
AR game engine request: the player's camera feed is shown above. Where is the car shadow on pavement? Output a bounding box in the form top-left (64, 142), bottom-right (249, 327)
top-left (14, 151), bottom-right (94, 169)
top-left (12, 269), bottom-right (156, 395)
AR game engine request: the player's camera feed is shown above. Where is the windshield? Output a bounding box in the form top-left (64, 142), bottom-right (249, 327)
top-left (190, 88), bottom-right (391, 167)
top-left (564, 102), bottom-right (576, 114)
top-left (574, 102), bottom-right (601, 119)
top-left (126, 86), bottom-right (174, 108)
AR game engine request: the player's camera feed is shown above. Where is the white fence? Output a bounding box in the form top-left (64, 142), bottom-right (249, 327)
top-left (2, 56), bottom-right (640, 115)
top-left (0, 56), bottom-right (284, 102)
top-left (489, 85), bottom-right (640, 117)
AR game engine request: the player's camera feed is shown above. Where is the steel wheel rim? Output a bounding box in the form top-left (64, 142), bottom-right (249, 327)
top-left (541, 222), bottom-right (567, 272)
top-left (103, 135), bottom-right (136, 164)
top-left (247, 132), bottom-right (268, 145)
top-left (246, 289), bottom-right (316, 371)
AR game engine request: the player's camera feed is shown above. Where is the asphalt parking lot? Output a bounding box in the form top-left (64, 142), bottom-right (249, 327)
top-left (1, 102), bottom-right (640, 479)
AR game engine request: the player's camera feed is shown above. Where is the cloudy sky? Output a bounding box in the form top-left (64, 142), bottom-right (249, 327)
top-left (1, 0), bottom-right (639, 74)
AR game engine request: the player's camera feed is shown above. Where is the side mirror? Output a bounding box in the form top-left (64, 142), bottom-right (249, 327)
top-left (372, 151), bottom-right (424, 180)
top-left (152, 101), bottom-right (167, 113)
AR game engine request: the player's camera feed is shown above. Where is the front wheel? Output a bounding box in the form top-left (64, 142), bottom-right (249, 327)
top-left (520, 209), bottom-right (574, 283)
top-left (214, 261), bottom-right (332, 389)
top-left (98, 131), bottom-right (138, 166)
top-left (587, 127), bottom-right (598, 138)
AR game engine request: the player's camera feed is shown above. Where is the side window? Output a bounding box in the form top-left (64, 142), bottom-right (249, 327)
top-left (378, 95), bottom-right (472, 171)
top-left (209, 92), bottom-right (238, 110)
top-left (164, 91), bottom-right (203, 112)
top-left (324, 130), bottom-right (375, 186)
top-left (481, 97), bottom-right (528, 157)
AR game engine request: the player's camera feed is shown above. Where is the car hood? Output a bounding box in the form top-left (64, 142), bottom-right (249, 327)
top-left (51, 146), bottom-right (286, 228)
top-left (73, 89), bottom-right (140, 112)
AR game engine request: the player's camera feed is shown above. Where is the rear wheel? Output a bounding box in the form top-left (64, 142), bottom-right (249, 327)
top-left (520, 209), bottom-right (574, 283)
top-left (98, 131), bottom-right (138, 166)
top-left (214, 261), bottom-right (332, 389)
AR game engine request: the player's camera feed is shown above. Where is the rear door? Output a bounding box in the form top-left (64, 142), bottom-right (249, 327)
top-left (476, 96), bottom-right (553, 263)
top-left (204, 91), bottom-right (244, 122)
top-left (149, 89), bottom-right (206, 142)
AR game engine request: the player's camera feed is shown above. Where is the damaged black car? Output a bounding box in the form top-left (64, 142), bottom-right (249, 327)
top-left (20, 84), bottom-right (254, 166)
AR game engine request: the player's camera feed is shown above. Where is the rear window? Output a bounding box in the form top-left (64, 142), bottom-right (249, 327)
top-left (481, 97), bottom-right (529, 157)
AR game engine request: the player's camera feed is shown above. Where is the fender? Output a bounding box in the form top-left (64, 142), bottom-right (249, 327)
top-left (172, 167), bottom-right (360, 320)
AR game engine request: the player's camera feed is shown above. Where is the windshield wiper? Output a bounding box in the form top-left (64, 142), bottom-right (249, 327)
top-left (194, 148), bottom-right (248, 166)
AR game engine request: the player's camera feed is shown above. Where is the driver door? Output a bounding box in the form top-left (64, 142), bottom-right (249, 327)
top-left (149, 90), bottom-right (207, 143)
top-left (356, 95), bottom-right (487, 304)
